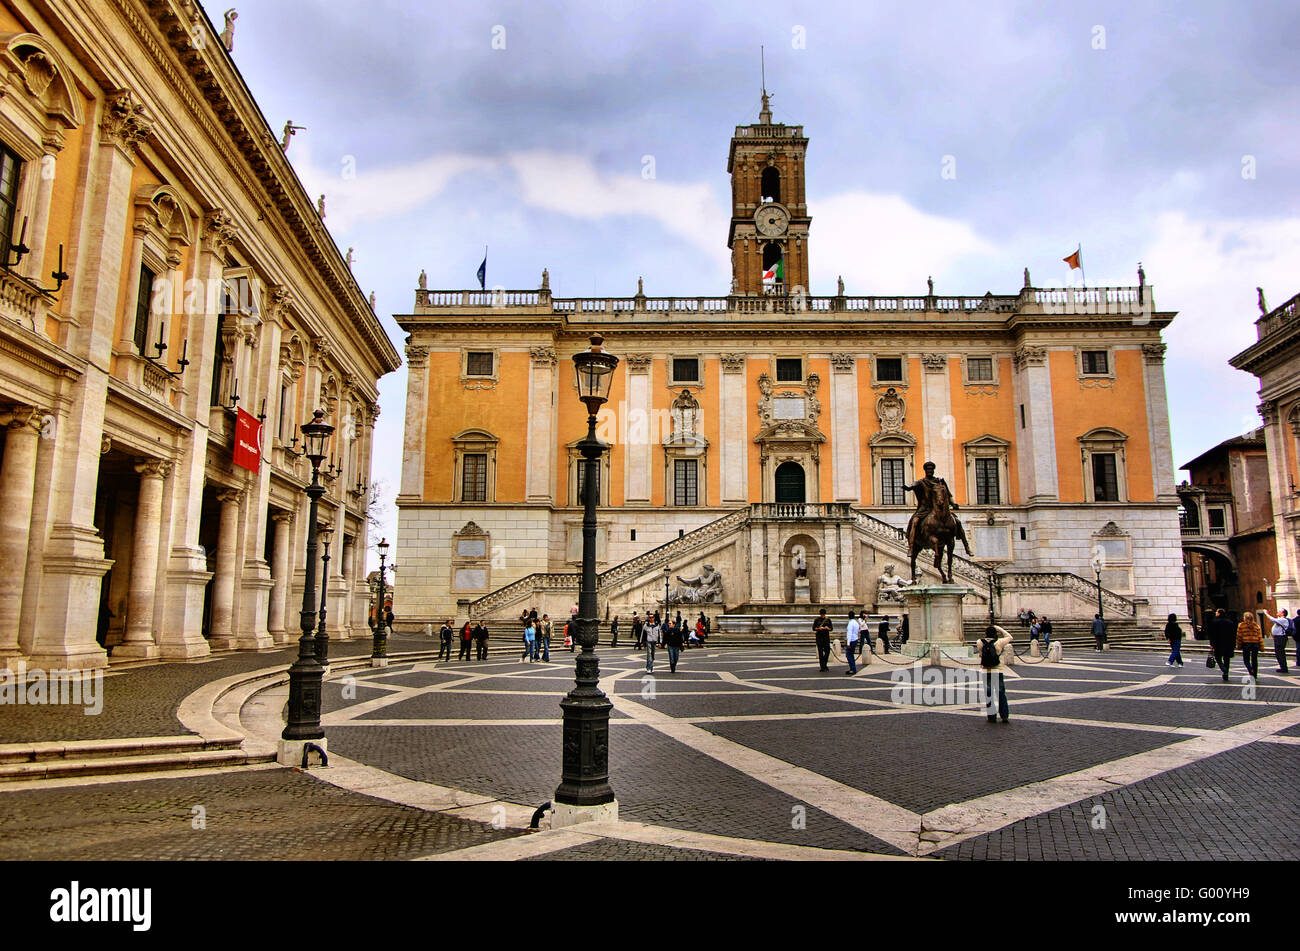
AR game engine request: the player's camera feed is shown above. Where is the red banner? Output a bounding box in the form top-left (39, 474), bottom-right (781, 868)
top-left (233, 407), bottom-right (262, 473)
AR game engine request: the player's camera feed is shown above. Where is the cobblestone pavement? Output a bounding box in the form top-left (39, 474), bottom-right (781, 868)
top-left (0, 635), bottom-right (429, 743)
top-left (0, 766), bottom-right (522, 860)
top-left (4, 644), bottom-right (1299, 861)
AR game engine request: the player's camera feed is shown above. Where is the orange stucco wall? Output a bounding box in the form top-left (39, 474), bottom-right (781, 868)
top-left (855, 357), bottom-right (926, 505)
top-left (948, 356), bottom-right (1019, 504)
top-left (1050, 348), bottom-right (1154, 502)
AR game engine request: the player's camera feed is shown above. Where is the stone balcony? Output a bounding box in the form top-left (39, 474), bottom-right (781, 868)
top-left (410, 285), bottom-right (1155, 322)
top-left (0, 268), bottom-right (51, 331)
top-left (1254, 290), bottom-right (1300, 340)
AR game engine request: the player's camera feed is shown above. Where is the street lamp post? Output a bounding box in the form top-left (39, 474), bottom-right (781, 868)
top-left (663, 565), bottom-right (671, 619)
top-left (553, 333), bottom-right (619, 827)
top-left (372, 537), bottom-right (389, 667)
top-left (279, 409), bottom-right (333, 766)
top-left (315, 524), bottom-right (333, 668)
top-left (986, 564), bottom-right (1001, 626)
top-left (1092, 554), bottom-right (1105, 621)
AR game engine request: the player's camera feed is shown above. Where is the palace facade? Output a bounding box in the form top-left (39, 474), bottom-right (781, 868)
top-left (0, 0), bottom-right (400, 670)
top-left (395, 101), bottom-right (1185, 630)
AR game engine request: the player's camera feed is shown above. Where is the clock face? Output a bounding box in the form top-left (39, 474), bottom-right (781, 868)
top-left (755, 204), bottom-right (789, 237)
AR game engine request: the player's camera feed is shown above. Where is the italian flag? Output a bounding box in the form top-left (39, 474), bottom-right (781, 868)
top-left (762, 259), bottom-right (784, 283)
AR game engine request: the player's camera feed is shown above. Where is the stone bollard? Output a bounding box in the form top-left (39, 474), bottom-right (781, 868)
top-left (1029, 640), bottom-right (1041, 658)
top-left (424, 623), bottom-right (432, 637)
top-left (1000, 644), bottom-right (1016, 667)
top-left (873, 638), bottom-right (883, 656)
top-left (1048, 642), bottom-right (1063, 663)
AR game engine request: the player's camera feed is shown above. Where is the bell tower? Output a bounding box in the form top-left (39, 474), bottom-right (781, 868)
top-left (727, 90), bottom-right (811, 296)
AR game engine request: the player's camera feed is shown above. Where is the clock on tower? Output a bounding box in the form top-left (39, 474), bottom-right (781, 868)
top-left (726, 90), bottom-right (811, 296)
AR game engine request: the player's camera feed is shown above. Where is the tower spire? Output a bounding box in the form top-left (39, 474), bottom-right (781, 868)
top-left (759, 45), bottom-right (772, 124)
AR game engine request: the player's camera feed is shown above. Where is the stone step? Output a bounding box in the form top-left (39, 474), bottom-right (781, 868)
top-left (0, 746), bottom-right (272, 782)
top-left (0, 734), bottom-right (244, 766)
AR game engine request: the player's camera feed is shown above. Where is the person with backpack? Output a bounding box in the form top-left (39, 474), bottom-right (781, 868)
top-left (977, 625), bottom-right (1014, 723)
top-left (643, 612), bottom-right (661, 672)
top-left (1261, 607), bottom-right (1291, 674)
top-left (1237, 612), bottom-right (1263, 680)
top-left (1163, 613), bottom-right (1184, 667)
top-left (437, 620), bottom-right (453, 662)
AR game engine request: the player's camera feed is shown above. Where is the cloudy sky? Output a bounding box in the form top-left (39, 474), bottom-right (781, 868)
top-left (201, 0), bottom-right (1300, 568)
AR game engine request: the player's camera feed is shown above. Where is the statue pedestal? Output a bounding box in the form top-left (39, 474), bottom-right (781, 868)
top-left (792, 576), bottom-right (811, 604)
top-left (900, 584), bottom-right (973, 662)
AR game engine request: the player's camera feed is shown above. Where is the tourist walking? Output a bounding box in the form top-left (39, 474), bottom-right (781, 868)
top-left (474, 621), bottom-right (489, 660)
top-left (844, 612), bottom-right (859, 675)
top-left (879, 616), bottom-right (892, 654)
top-left (1237, 611), bottom-right (1263, 680)
top-left (610, 615), bottom-right (620, 647)
top-left (899, 613), bottom-right (909, 645)
top-left (665, 617), bottom-right (684, 672)
top-left (977, 625), bottom-right (1014, 723)
top-left (437, 620), bottom-right (453, 662)
top-left (521, 619), bottom-right (536, 662)
top-left (1261, 607), bottom-right (1291, 674)
top-left (856, 611), bottom-right (869, 657)
top-left (813, 609), bottom-right (833, 672)
top-left (1091, 614), bottom-right (1107, 651)
top-left (458, 621), bottom-right (473, 661)
top-left (384, 605), bottom-right (395, 638)
top-left (644, 612), bottom-right (661, 672)
top-left (1029, 617), bottom-right (1041, 646)
top-left (1208, 608), bottom-right (1235, 682)
top-left (1040, 615), bottom-right (1052, 649)
top-left (540, 613), bottom-right (553, 662)
top-left (1164, 613), bottom-right (1183, 667)
top-left (632, 612), bottom-right (643, 649)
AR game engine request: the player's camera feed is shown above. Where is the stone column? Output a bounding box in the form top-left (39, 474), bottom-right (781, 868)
top-left (398, 345), bottom-right (428, 502)
top-left (0, 408), bottom-right (41, 667)
top-left (720, 354), bottom-right (748, 502)
top-left (116, 459), bottom-right (169, 659)
top-left (268, 511), bottom-right (293, 645)
top-left (115, 225), bottom-right (148, 353)
top-left (625, 353), bottom-right (653, 502)
top-left (1014, 345), bottom-right (1059, 502)
top-left (1260, 401), bottom-right (1299, 601)
top-left (920, 353), bottom-right (954, 480)
top-left (29, 91), bottom-right (151, 672)
top-left (829, 354), bottom-right (860, 502)
top-left (1141, 343), bottom-right (1178, 502)
top-left (209, 488), bottom-right (242, 649)
top-left (23, 132), bottom-right (63, 286)
top-left (527, 346), bottom-right (557, 501)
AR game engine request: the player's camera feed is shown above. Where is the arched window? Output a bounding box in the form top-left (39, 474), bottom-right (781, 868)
top-left (761, 166), bottom-right (781, 204)
top-left (774, 461), bottom-right (805, 503)
top-left (763, 242), bottom-right (783, 271)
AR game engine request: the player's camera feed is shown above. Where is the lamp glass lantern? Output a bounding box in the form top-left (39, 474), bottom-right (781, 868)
top-left (377, 537), bottom-right (390, 562)
top-left (301, 410), bottom-right (333, 466)
top-left (573, 333), bottom-right (618, 412)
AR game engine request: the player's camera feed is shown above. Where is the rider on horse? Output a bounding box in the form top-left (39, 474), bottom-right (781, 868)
top-left (902, 461), bottom-right (972, 580)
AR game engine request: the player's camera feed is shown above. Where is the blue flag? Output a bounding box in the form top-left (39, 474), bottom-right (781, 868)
top-left (476, 255), bottom-right (486, 290)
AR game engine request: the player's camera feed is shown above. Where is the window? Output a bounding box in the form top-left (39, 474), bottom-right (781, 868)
top-left (671, 358), bottom-right (699, 384)
top-left (1092, 453), bottom-right (1119, 502)
top-left (461, 453), bottom-right (488, 502)
top-left (452, 429), bottom-right (498, 503)
top-left (776, 358), bottom-right (803, 383)
top-left (466, 351), bottom-right (494, 376)
top-left (0, 146), bottom-right (21, 267)
top-left (975, 457), bottom-right (1000, 505)
top-left (1020, 527), bottom-right (1027, 540)
top-left (1180, 505), bottom-right (1200, 531)
top-left (761, 166), bottom-right (781, 204)
top-left (576, 459), bottom-right (599, 506)
top-left (278, 384), bottom-right (288, 440)
top-left (1208, 508), bottom-right (1226, 535)
top-left (630, 529), bottom-right (636, 542)
top-left (1019, 404), bottom-right (1026, 428)
top-left (674, 459), bottom-right (699, 506)
top-left (967, 357), bottom-right (994, 382)
top-left (881, 458), bottom-right (906, 505)
top-left (876, 357), bottom-right (904, 383)
top-left (1081, 350), bottom-right (1109, 375)
top-left (211, 314), bottom-right (226, 406)
top-left (133, 264), bottom-right (155, 354)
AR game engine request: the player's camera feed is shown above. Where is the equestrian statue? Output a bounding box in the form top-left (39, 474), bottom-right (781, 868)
top-left (902, 461), bottom-right (972, 584)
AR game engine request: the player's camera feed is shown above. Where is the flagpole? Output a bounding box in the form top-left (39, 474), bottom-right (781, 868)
top-left (1078, 243), bottom-right (1086, 290)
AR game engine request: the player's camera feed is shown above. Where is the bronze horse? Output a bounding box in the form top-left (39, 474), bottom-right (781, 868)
top-left (908, 483), bottom-right (972, 584)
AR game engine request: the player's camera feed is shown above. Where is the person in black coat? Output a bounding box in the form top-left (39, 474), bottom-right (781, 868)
top-left (1207, 608), bottom-right (1236, 682)
top-left (813, 609), bottom-right (833, 672)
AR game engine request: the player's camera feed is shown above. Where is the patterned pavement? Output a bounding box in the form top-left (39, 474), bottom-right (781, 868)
top-left (2, 643), bottom-right (1298, 861)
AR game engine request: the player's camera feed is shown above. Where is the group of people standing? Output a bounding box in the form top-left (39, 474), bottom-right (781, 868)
top-left (1018, 609), bottom-right (1057, 649)
top-left (1199, 607), bottom-right (1297, 681)
top-left (438, 619), bottom-right (489, 662)
top-left (817, 609), bottom-right (910, 673)
top-left (631, 610), bottom-right (703, 672)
